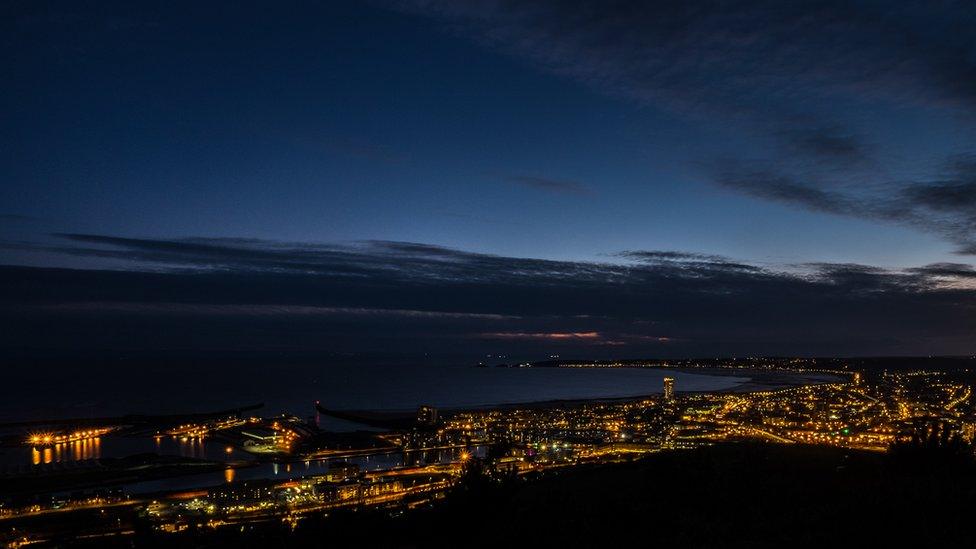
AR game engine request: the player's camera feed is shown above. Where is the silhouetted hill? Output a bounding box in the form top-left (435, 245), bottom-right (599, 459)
top-left (68, 442), bottom-right (976, 548)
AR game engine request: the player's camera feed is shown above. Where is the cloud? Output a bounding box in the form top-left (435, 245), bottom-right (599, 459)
top-left (507, 175), bottom-right (592, 195)
top-left (393, 1), bottom-right (976, 249)
top-left (776, 126), bottom-right (871, 166)
top-left (712, 166), bottom-right (856, 216)
top-left (901, 155), bottom-right (976, 221)
top-left (618, 250), bottom-right (762, 273)
top-left (906, 263), bottom-right (976, 280)
top-left (3, 233), bottom-right (976, 356)
top-left (479, 331), bottom-right (648, 347)
top-left (480, 331), bottom-right (602, 341)
top-left (34, 302), bottom-right (517, 320)
top-left (713, 155), bottom-right (976, 253)
top-left (395, 1), bottom-right (976, 115)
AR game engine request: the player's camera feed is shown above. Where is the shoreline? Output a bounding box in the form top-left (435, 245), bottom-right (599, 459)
top-left (332, 367), bottom-right (845, 418)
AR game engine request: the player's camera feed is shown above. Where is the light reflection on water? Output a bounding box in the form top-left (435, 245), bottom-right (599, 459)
top-left (29, 438), bottom-right (102, 465)
top-left (5, 435), bottom-right (234, 469)
top-left (6, 434), bottom-right (480, 496)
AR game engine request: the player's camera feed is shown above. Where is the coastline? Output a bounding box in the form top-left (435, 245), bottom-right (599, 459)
top-left (333, 367), bottom-right (844, 419)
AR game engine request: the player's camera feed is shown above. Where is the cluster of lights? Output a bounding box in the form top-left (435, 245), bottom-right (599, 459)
top-left (10, 363), bottom-right (976, 538)
top-left (28, 428), bottom-right (111, 447)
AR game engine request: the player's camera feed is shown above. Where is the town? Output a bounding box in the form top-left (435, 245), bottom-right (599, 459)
top-left (2, 359), bottom-right (975, 547)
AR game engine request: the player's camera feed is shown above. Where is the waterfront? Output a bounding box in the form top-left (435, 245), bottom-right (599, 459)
top-left (0, 360), bottom-right (834, 495)
top-left (0, 363), bottom-right (761, 470)
top-left (3, 357), bottom-right (975, 547)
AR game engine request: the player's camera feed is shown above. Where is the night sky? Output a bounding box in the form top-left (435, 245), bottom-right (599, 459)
top-left (3, 1), bottom-right (976, 358)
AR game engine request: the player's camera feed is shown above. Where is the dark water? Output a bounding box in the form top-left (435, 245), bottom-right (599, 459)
top-left (0, 362), bottom-right (748, 423)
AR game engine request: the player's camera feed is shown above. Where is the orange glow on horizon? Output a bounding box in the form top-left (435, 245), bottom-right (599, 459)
top-left (480, 331), bottom-right (601, 340)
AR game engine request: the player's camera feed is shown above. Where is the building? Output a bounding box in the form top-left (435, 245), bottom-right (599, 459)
top-left (240, 427), bottom-right (279, 444)
top-left (417, 405), bottom-right (439, 426)
top-left (209, 479), bottom-right (276, 505)
top-left (324, 461), bottom-right (360, 482)
top-left (664, 377), bottom-right (675, 402)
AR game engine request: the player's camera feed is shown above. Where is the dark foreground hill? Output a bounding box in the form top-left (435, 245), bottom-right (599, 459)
top-left (79, 442), bottom-right (976, 548)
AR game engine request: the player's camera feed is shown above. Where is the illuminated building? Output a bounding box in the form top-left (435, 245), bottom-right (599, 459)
top-left (324, 461), bottom-right (360, 482)
top-left (664, 377), bottom-right (675, 402)
top-left (417, 405), bottom-right (439, 425)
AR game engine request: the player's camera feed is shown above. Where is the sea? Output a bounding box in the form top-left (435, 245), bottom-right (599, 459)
top-left (0, 360), bottom-right (749, 423)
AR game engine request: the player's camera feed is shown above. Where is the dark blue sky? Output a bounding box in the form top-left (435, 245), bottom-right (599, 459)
top-left (3, 1), bottom-right (976, 357)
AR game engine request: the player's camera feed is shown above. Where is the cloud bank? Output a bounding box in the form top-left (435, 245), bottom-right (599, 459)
top-left (2, 233), bottom-right (976, 357)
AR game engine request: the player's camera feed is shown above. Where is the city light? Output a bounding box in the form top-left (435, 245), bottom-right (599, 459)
top-left (6, 359), bottom-right (976, 543)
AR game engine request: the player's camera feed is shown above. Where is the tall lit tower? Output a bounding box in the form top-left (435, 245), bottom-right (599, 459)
top-left (663, 377), bottom-right (675, 402)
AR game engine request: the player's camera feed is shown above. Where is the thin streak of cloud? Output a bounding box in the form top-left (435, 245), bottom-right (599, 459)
top-left (32, 302), bottom-right (519, 320)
